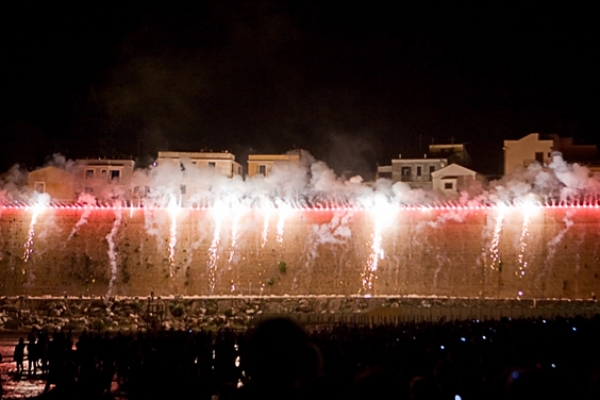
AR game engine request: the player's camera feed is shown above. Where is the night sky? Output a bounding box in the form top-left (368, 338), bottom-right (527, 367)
top-left (1, 2), bottom-right (599, 178)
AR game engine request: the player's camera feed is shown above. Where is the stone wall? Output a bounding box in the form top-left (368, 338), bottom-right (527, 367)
top-left (1, 206), bottom-right (600, 299)
top-left (1, 296), bottom-right (599, 333)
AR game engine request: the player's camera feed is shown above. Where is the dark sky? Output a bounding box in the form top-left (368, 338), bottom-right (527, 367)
top-left (1, 1), bottom-right (599, 178)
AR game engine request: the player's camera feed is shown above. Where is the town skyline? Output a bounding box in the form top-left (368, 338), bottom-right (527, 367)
top-left (2, 2), bottom-right (599, 178)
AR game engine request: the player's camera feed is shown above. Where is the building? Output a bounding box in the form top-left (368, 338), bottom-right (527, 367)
top-left (76, 159), bottom-right (135, 200)
top-left (27, 166), bottom-right (76, 201)
top-left (26, 159), bottom-right (136, 202)
top-left (503, 133), bottom-right (598, 175)
top-left (156, 151), bottom-right (242, 178)
top-left (428, 143), bottom-right (471, 166)
top-left (247, 153), bottom-right (301, 178)
top-left (431, 163), bottom-right (479, 195)
top-left (377, 156), bottom-right (448, 189)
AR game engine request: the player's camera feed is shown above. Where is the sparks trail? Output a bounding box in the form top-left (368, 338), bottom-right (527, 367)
top-left (22, 208), bottom-right (40, 263)
top-left (516, 204), bottom-right (535, 278)
top-left (207, 201), bottom-right (226, 293)
top-left (106, 206), bottom-right (122, 297)
top-left (360, 197), bottom-right (397, 295)
top-left (489, 206), bottom-right (506, 270)
top-left (167, 197), bottom-right (180, 278)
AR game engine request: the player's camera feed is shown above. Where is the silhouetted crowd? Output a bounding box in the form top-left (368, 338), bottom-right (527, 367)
top-left (7, 315), bottom-right (600, 399)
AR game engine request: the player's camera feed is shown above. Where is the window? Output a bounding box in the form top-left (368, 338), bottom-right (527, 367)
top-left (85, 169), bottom-right (94, 179)
top-left (110, 170), bottom-right (120, 183)
top-left (208, 162), bottom-right (216, 168)
top-left (535, 152), bottom-right (544, 163)
top-left (429, 166), bottom-right (435, 175)
top-left (85, 187), bottom-right (94, 194)
top-left (416, 166), bottom-right (422, 176)
top-left (34, 182), bottom-right (45, 193)
top-left (444, 182), bottom-right (453, 190)
top-left (401, 166), bottom-right (411, 176)
top-left (258, 165), bottom-right (267, 175)
top-left (101, 169), bottom-right (107, 179)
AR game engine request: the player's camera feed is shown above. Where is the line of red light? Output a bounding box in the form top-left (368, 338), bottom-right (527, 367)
top-left (2, 203), bottom-right (600, 211)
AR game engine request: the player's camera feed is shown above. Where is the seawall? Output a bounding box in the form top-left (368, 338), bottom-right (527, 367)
top-left (1, 205), bottom-right (599, 299)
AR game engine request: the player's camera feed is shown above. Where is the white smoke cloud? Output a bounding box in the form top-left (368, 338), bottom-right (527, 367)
top-left (2, 149), bottom-right (600, 209)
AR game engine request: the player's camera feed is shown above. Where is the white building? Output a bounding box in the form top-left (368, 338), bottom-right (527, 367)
top-left (377, 156), bottom-right (447, 189)
top-left (431, 163), bottom-right (478, 195)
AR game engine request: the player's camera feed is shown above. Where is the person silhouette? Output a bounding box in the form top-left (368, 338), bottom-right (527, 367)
top-left (14, 337), bottom-right (26, 375)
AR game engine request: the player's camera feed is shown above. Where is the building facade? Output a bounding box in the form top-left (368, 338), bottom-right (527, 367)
top-left (247, 153), bottom-right (301, 178)
top-left (503, 133), bottom-right (599, 175)
top-left (156, 151), bottom-right (242, 178)
top-left (76, 159), bottom-right (135, 200)
top-left (376, 156), bottom-right (447, 189)
top-left (428, 143), bottom-right (471, 166)
top-left (27, 166), bottom-right (76, 201)
top-left (431, 163), bottom-right (478, 195)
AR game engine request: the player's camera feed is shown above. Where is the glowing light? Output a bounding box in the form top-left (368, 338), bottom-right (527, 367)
top-left (106, 206), bottom-right (122, 297)
top-left (516, 201), bottom-right (538, 278)
top-left (228, 208), bottom-right (241, 264)
top-left (261, 204), bottom-right (272, 248)
top-left (207, 200), bottom-right (227, 293)
top-left (489, 205), bottom-right (506, 270)
top-left (227, 204), bottom-right (247, 292)
top-left (275, 200), bottom-right (293, 243)
top-left (360, 197), bottom-right (396, 294)
top-left (22, 204), bottom-right (43, 263)
top-left (3, 199), bottom-right (600, 212)
top-left (167, 196), bottom-right (180, 278)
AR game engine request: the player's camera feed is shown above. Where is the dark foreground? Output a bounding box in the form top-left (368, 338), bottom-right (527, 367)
top-left (1, 315), bottom-right (600, 399)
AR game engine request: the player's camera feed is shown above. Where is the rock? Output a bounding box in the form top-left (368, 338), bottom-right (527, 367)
top-left (3, 318), bottom-right (21, 330)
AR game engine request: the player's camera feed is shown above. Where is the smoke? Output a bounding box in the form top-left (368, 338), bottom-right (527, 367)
top-left (1, 148), bottom-right (599, 212)
top-left (67, 193), bottom-right (97, 241)
top-left (0, 164), bottom-right (30, 202)
top-left (44, 153), bottom-right (76, 172)
top-left (484, 153), bottom-right (600, 206)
